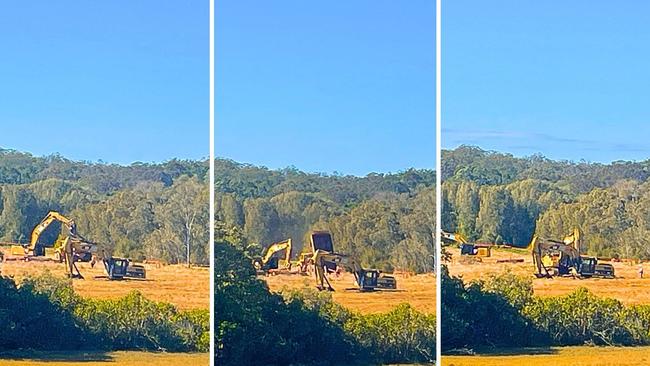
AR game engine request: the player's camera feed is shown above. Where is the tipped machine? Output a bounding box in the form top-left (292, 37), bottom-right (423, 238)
top-left (308, 231), bottom-right (397, 292)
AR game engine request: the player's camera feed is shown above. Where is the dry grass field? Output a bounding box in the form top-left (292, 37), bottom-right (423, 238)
top-left (442, 346), bottom-right (650, 366)
top-left (0, 351), bottom-right (208, 366)
top-left (447, 248), bottom-right (650, 305)
top-left (1, 259), bottom-right (209, 310)
top-left (263, 271), bottom-right (436, 314)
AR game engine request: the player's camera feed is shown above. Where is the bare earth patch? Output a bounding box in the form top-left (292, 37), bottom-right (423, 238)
top-left (263, 271), bottom-right (436, 314)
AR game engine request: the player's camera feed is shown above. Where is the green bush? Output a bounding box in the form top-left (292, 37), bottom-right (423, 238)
top-left (216, 242), bottom-right (358, 366)
top-left (523, 287), bottom-right (629, 346)
top-left (0, 273), bottom-right (207, 352)
top-left (0, 275), bottom-right (87, 350)
top-left (345, 304), bottom-right (436, 364)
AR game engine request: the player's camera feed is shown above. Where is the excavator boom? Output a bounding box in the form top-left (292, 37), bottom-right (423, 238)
top-left (254, 239), bottom-right (292, 272)
top-left (29, 211), bottom-right (76, 251)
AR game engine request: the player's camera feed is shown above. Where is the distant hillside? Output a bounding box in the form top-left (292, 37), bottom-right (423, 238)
top-left (443, 145), bottom-right (650, 259)
top-left (0, 149), bottom-right (209, 264)
top-left (215, 158), bottom-right (436, 273)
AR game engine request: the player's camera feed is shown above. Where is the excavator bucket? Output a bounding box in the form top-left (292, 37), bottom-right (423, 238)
top-left (311, 232), bottom-right (334, 252)
top-left (311, 232), bottom-right (336, 272)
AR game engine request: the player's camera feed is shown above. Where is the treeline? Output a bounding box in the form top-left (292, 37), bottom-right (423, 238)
top-left (215, 158), bottom-right (436, 273)
top-left (0, 273), bottom-right (208, 352)
top-left (442, 265), bottom-right (650, 351)
top-left (215, 239), bottom-right (436, 365)
top-left (442, 146), bottom-right (650, 258)
top-left (0, 149), bottom-right (209, 265)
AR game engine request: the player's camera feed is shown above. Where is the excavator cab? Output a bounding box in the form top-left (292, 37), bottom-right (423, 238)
top-left (101, 250), bottom-right (147, 280)
top-left (103, 257), bottom-right (130, 280)
top-left (356, 270), bottom-right (379, 290)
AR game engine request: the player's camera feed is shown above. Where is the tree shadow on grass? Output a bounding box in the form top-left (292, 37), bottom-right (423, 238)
top-left (0, 350), bottom-right (113, 362)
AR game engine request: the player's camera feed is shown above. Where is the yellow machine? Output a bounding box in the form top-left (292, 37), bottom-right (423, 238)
top-left (530, 228), bottom-right (614, 279)
top-left (293, 231), bottom-right (337, 274)
top-left (440, 230), bottom-right (491, 257)
top-left (253, 239), bottom-right (292, 273)
top-left (311, 249), bottom-right (397, 291)
top-left (11, 211), bottom-right (98, 279)
top-left (11, 211), bottom-right (95, 261)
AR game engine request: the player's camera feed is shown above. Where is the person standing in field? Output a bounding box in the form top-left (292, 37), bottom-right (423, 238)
top-left (639, 265), bottom-right (644, 279)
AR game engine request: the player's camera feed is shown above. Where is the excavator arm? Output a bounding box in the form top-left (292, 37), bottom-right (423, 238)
top-left (261, 239), bottom-right (292, 264)
top-left (28, 211), bottom-right (76, 251)
top-left (253, 239), bottom-right (292, 272)
top-left (441, 230), bottom-right (468, 245)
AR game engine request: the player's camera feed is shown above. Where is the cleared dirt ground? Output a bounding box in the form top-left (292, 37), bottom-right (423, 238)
top-left (263, 271), bottom-right (436, 314)
top-left (1, 259), bottom-right (209, 310)
top-left (443, 346), bottom-right (650, 366)
top-left (0, 351), bottom-right (208, 366)
top-left (447, 248), bottom-right (650, 305)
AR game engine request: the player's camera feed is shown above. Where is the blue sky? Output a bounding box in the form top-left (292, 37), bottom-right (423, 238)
top-left (0, 1), bottom-right (208, 164)
top-left (444, 1), bottom-right (650, 163)
top-left (216, 1), bottom-right (435, 176)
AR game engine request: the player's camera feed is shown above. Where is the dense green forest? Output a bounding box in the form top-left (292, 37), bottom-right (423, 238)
top-left (442, 266), bottom-right (650, 351)
top-left (442, 146), bottom-right (650, 259)
top-left (0, 148), bottom-right (209, 265)
top-left (215, 159), bottom-right (436, 273)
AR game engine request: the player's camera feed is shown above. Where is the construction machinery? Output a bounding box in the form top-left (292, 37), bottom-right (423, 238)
top-left (312, 249), bottom-right (397, 291)
top-left (306, 231), bottom-right (397, 291)
top-left (11, 211), bottom-right (145, 280)
top-left (294, 231), bottom-right (338, 274)
top-left (530, 228), bottom-right (614, 279)
top-left (100, 251), bottom-right (146, 280)
top-left (10, 211), bottom-right (98, 279)
top-left (441, 230), bottom-right (491, 257)
top-left (11, 211), bottom-right (96, 262)
top-left (252, 239), bottom-right (292, 273)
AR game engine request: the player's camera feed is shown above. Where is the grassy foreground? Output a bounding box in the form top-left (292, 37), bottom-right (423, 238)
top-left (442, 346), bottom-right (650, 366)
top-left (0, 351), bottom-right (208, 366)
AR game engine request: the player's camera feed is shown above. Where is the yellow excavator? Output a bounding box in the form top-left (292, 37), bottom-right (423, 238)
top-left (441, 230), bottom-right (491, 257)
top-left (253, 239), bottom-right (292, 273)
top-left (530, 228), bottom-right (614, 279)
top-left (11, 211), bottom-right (145, 280)
top-left (11, 211), bottom-right (97, 278)
top-left (312, 249), bottom-right (397, 291)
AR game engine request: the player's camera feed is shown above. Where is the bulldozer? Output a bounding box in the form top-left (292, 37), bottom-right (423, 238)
top-left (530, 228), bottom-right (614, 279)
top-left (252, 239), bottom-right (292, 274)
